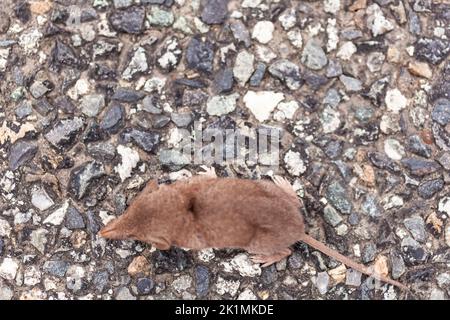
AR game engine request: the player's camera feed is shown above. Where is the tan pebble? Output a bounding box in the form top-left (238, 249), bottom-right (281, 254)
top-left (408, 61), bottom-right (432, 79)
top-left (361, 164), bottom-right (376, 187)
top-left (349, 0), bottom-right (367, 11)
top-left (426, 212), bottom-right (443, 235)
top-left (445, 222), bottom-right (450, 247)
top-left (328, 264), bottom-right (347, 283)
top-left (387, 47), bottom-right (401, 64)
top-left (373, 255), bottom-right (389, 277)
top-left (128, 256), bottom-right (150, 276)
top-left (30, 1), bottom-right (52, 15)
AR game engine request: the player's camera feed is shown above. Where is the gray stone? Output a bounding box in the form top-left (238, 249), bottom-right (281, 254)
top-left (31, 186), bottom-right (54, 211)
top-left (87, 142), bottom-right (117, 161)
top-left (142, 96), bottom-right (162, 114)
top-left (407, 135), bottom-right (432, 158)
top-left (206, 93), bottom-right (239, 116)
top-left (340, 75), bottom-right (362, 92)
top-left (214, 68), bottom-right (233, 93)
top-left (52, 40), bottom-right (80, 68)
top-left (43, 260), bottom-right (69, 277)
top-left (113, 0), bottom-right (133, 8)
top-left (109, 6), bottom-right (146, 34)
top-left (249, 62), bottom-right (266, 87)
top-left (230, 20), bottom-right (251, 47)
top-left (323, 205), bottom-right (343, 227)
top-left (326, 181), bottom-right (352, 214)
top-left (326, 60), bottom-right (342, 78)
top-left (418, 178), bottom-right (444, 199)
top-left (401, 236), bottom-right (428, 264)
top-left (201, 0), bottom-right (229, 25)
top-left (147, 7), bottom-right (174, 27)
top-left (0, 12), bottom-right (10, 34)
top-left (9, 140), bottom-right (38, 170)
top-left (136, 277), bottom-right (153, 295)
top-left (120, 128), bottom-right (160, 153)
top-left (390, 250), bottom-right (406, 279)
top-left (345, 269), bottom-right (362, 287)
top-left (233, 50), bottom-right (254, 85)
top-left (0, 282), bottom-right (13, 300)
top-left (316, 272), bottom-right (329, 294)
top-left (44, 117), bottom-right (83, 151)
top-left (362, 242), bottom-right (377, 263)
top-left (408, 10), bottom-right (421, 35)
top-left (15, 100), bottom-right (32, 119)
top-left (404, 216), bottom-right (426, 243)
top-left (301, 39), bottom-right (327, 70)
top-left (354, 106), bottom-right (374, 123)
top-left (29, 80), bottom-right (51, 99)
top-left (195, 265), bottom-right (209, 298)
top-left (437, 152), bottom-right (450, 170)
top-left (323, 89), bottom-right (341, 108)
top-left (159, 149), bottom-right (190, 169)
top-left (361, 194), bottom-right (382, 218)
top-left (186, 37), bottom-right (214, 73)
top-left (81, 94), bottom-right (105, 117)
top-left (432, 99), bottom-right (450, 125)
top-left (268, 59), bottom-right (302, 90)
top-left (171, 113), bottom-right (193, 127)
top-left (65, 206), bottom-right (85, 230)
top-left (112, 88), bottom-right (145, 102)
top-left (100, 102), bottom-right (124, 134)
top-left (68, 161), bottom-right (106, 199)
top-left (153, 115), bottom-right (171, 128)
top-left (93, 270), bottom-right (109, 293)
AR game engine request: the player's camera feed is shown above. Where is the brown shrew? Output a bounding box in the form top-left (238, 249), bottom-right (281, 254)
top-left (99, 167), bottom-right (409, 291)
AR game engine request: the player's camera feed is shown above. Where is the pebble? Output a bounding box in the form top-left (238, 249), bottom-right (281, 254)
top-left (31, 186), bottom-right (54, 211)
top-left (408, 61), bottom-right (432, 79)
top-left (115, 287), bottom-right (136, 300)
top-left (414, 38), bottom-right (450, 65)
top-left (0, 282), bottom-right (13, 300)
top-left (366, 4), bottom-right (394, 37)
top-left (112, 88), bottom-right (145, 103)
top-left (0, 12), bottom-right (10, 34)
top-left (43, 201), bottom-right (69, 226)
top-left (233, 50), bottom-right (255, 86)
top-left (147, 7), bottom-right (174, 27)
top-left (401, 236), bottom-right (428, 264)
top-left (418, 178), bottom-right (444, 199)
top-left (65, 206), bottom-right (85, 230)
top-left (268, 59), bottom-right (302, 90)
top-left (81, 94), bottom-right (105, 117)
top-left (384, 138), bottom-right (405, 160)
top-left (44, 117), bottom-right (84, 151)
top-left (136, 277), bottom-right (154, 295)
top-left (390, 250), bottom-right (406, 279)
top-left (186, 37), bottom-right (214, 74)
top-left (128, 256), bottom-right (150, 276)
top-left (30, 228), bottom-right (48, 254)
top-left (323, 205), bottom-right (343, 227)
top-left (214, 68), bottom-right (234, 93)
top-left (0, 258), bottom-right (19, 280)
top-left (172, 275), bottom-right (192, 293)
top-left (404, 216), bottom-right (427, 243)
top-left (339, 75), bottom-right (362, 92)
top-left (121, 128), bottom-right (160, 153)
top-left (252, 21), bottom-right (274, 44)
top-left (230, 20), bottom-right (251, 47)
top-left (100, 103), bottom-right (124, 134)
top-left (206, 93), bottom-right (239, 116)
top-left (230, 254), bottom-right (261, 277)
top-left (431, 99), bottom-right (450, 126)
top-left (215, 276), bottom-right (240, 297)
top-left (326, 181), bottom-right (352, 214)
top-left (361, 194), bottom-right (382, 218)
top-left (336, 41), bottom-right (357, 61)
top-left (195, 265), bottom-right (210, 297)
top-left (406, 135), bottom-right (432, 158)
top-left (109, 6), bottom-right (145, 34)
top-left (9, 140), bottom-right (38, 170)
top-left (301, 39), bottom-right (328, 70)
top-left (279, 8), bottom-right (296, 30)
top-left (122, 47), bottom-right (148, 80)
top-left (249, 62), bottom-right (266, 87)
top-left (69, 161), bottom-right (106, 199)
top-left (201, 0), bottom-right (229, 25)
top-left (401, 158), bottom-right (440, 176)
top-left (362, 242), bottom-right (377, 263)
top-left (115, 145), bottom-right (140, 182)
top-left (316, 272), bottom-right (329, 294)
top-left (385, 89), bottom-right (407, 113)
top-left (243, 90), bottom-right (284, 122)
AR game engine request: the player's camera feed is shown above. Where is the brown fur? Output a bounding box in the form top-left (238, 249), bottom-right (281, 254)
top-left (99, 175), bottom-right (409, 291)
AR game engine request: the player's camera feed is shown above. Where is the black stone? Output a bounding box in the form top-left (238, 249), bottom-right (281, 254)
top-left (109, 6), bottom-right (146, 34)
top-left (194, 265), bottom-right (209, 298)
top-left (54, 96), bottom-right (76, 114)
top-left (33, 98), bottom-right (54, 116)
top-left (44, 117), bottom-right (84, 151)
top-left (173, 78), bottom-right (208, 89)
top-left (418, 178), bottom-right (444, 199)
top-left (86, 210), bottom-right (101, 235)
top-left (93, 270), bottom-right (109, 293)
top-left (368, 151), bottom-right (401, 173)
top-left (401, 158), bottom-right (441, 176)
top-left (151, 247), bottom-right (192, 274)
top-left (153, 115), bottom-right (171, 128)
top-left (112, 88), bottom-right (145, 102)
top-left (415, 38), bottom-right (450, 65)
top-left (15, 1), bottom-right (31, 24)
top-left (83, 120), bottom-right (108, 143)
top-left (87, 142), bottom-right (117, 162)
top-left (185, 37), bottom-right (215, 73)
top-left (9, 140), bottom-right (38, 170)
top-left (260, 265), bottom-right (278, 285)
top-left (136, 277), bottom-right (154, 295)
top-left (100, 103), bottom-right (124, 134)
top-left (52, 40), bottom-right (80, 69)
top-left (213, 68), bottom-right (233, 93)
top-left (65, 206), bottom-right (85, 230)
top-left (68, 161), bottom-right (106, 199)
top-left (90, 64), bottom-right (117, 81)
top-left (120, 128), bottom-right (160, 153)
top-left (201, 0), bottom-right (229, 25)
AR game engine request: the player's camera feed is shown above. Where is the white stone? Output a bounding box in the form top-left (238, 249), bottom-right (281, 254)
top-left (274, 101), bottom-right (299, 121)
top-left (206, 93), bottom-right (240, 116)
top-left (197, 248), bottom-right (215, 262)
top-left (215, 276), bottom-right (240, 297)
top-left (326, 19), bottom-right (339, 52)
top-left (0, 48), bottom-right (10, 72)
top-left (172, 275), bottom-right (192, 293)
top-left (255, 45), bottom-right (277, 63)
top-left (115, 145), bottom-right (140, 182)
top-left (18, 29), bottom-right (43, 54)
top-left (315, 271), bottom-right (329, 294)
top-left (252, 21), bottom-right (274, 44)
top-left (385, 89), bottom-right (407, 113)
top-left (367, 4), bottom-right (395, 37)
top-left (284, 150), bottom-right (306, 176)
top-left (230, 254), bottom-right (261, 277)
top-left (0, 258), bottom-right (19, 280)
top-left (324, 0), bottom-right (340, 14)
top-left (243, 91), bottom-right (284, 122)
top-left (384, 138), bottom-right (405, 160)
top-left (278, 9), bottom-right (296, 30)
top-left (438, 197), bottom-right (450, 215)
top-left (238, 288), bottom-right (258, 300)
top-left (143, 76), bottom-right (166, 94)
top-left (380, 114), bottom-right (400, 134)
top-left (336, 41), bottom-right (357, 60)
top-left (287, 29), bottom-right (303, 49)
top-left (31, 186), bottom-right (54, 211)
top-left (122, 47), bottom-right (148, 81)
top-left (0, 219), bottom-right (11, 237)
top-left (233, 50), bottom-right (255, 86)
top-left (67, 78), bottom-right (90, 101)
top-left (24, 266), bottom-right (41, 286)
top-left (43, 201), bottom-right (69, 225)
top-left (242, 0), bottom-right (262, 8)
top-left (321, 106), bottom-right (341, 133)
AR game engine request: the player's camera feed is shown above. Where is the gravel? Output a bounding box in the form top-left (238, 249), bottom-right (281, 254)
top-left (0, 0), bottom-right (447, 301)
